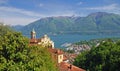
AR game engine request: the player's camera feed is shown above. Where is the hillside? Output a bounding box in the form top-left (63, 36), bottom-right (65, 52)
top-left (15, 12), bottom-right (120, 35)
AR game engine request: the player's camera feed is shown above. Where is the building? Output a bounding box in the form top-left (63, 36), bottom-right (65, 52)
top-left (59, 62), bottom-right (85, 71)
top-left (48, 48), bottom-right (64, 63)
top-left (29, 29), bottom-right (85, 71)
top-left (30, 29), bottom-right (54, 48)
top-left (48, 48), bottom-right (85, 71)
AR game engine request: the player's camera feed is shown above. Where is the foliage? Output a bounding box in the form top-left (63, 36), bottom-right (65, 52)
top-left (73, 39), bottom-right (120, 71)
top-left (0, 23), bottom-right (13, 36)
top-left (0, 32), bottom-right (58, 71)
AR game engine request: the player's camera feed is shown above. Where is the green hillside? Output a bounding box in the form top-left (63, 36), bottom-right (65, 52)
top-left (0, 25), bottom-right (58, 71)
top-left (16, 12), bottom-right (120, 35)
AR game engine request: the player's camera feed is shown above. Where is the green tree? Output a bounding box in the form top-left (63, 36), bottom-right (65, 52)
top-left (74, 40), bottom-right (120, 71)
top-left (0, 23), bottom-right (13, 36)
top-left (0, 32), bottom-right (58, 71)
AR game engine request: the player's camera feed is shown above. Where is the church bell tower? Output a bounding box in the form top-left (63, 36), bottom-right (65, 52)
top-left (31, 28), bottom-right (36, 39)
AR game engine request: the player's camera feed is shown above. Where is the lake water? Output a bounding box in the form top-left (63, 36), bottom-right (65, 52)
top-left (48, 34), bottom-right (120, 48)
top-left (27, 34), bottom-right (120, 48)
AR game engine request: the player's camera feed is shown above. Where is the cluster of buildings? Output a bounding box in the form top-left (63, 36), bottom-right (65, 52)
top-left (66, 44), bottom-right (91, 54)
top-left (29, 29), bottom-right (85, 71)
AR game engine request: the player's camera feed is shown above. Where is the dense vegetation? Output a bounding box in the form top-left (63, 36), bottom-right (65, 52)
top-left (0, 23), bottom-right (13, 36)
top-left (73, 39), bottom-right (120, 71)
top-left (14, 12), bottom-right (120, 35)
top-left (0, 24), bottom-right (57, 71)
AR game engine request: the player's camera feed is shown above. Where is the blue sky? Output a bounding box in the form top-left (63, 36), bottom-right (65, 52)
top-left (0, 0), bottom-right (120, 25)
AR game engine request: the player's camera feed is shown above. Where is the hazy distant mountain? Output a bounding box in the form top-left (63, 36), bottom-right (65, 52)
top-left (12, 25), bottom-right (24, 31)
top-left (15, 12), bottom-right (120, 35)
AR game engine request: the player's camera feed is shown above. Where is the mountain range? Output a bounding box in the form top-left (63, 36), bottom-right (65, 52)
top-left (13, 12), bottom-right (120, 36)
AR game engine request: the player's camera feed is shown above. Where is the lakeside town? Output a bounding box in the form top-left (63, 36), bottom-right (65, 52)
top-left (29, 28), bottom-right (120, 71)
top-left (0, 20), bottom-right (120, 71)
top-left (1, 0), bottom-right (120, 71)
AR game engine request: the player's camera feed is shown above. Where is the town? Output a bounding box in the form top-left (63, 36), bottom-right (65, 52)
top-left (29, 28), bottom-right (85, 71)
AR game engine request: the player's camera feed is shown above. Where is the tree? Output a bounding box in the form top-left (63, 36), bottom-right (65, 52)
top-left (0, 23), bottom-right (13, 36)
top-left (73, 40), bottom-right (120, 71)
top-left (0, 32), bottom-right (58, 71)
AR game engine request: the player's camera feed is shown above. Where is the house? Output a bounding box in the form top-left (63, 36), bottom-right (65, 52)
top-left (48, 48), bottom-right (63, 63)
top-left (59, 62), bottom-right (85, 71)
top-left (29, 29), bottom-right (85, 71)
top-left (48, 48), bottom-right (85, 71)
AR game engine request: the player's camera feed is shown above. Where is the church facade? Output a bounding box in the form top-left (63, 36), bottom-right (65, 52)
top-left (29, 29), bottom-right (54, 48)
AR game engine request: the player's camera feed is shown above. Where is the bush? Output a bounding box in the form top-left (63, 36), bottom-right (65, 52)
top-left (0, 32), bottom-right (58, 71)
top-left (74, 40), bottom-right (120, 71)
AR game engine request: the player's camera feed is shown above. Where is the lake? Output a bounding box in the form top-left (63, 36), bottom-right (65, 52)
top-left (48, 34), bottom-right (120, 48)
top-left (26, 34), bottom-right (120, 48)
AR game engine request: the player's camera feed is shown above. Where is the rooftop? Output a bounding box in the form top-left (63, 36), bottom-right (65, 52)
top-left (59, 62), bottom-right (85, 71)
top-left (48, 48), bottom-right (63, 55)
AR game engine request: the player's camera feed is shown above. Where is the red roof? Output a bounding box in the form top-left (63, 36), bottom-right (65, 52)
top-left (48, 48), bottom-right (63, 55)
top-left (63, 55), bottom-right (68, 61)
top-left (59, 62), bottom-right (85, 71)
top-left (29, 38), bottom-right (38, 43)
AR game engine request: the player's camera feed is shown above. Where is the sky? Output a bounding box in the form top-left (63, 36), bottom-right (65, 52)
top-left (0, 0), bottom-right (120, 25)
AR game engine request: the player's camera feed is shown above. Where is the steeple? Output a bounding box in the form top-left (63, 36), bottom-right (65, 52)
top-left (31, 28), bottom-right (36, 39)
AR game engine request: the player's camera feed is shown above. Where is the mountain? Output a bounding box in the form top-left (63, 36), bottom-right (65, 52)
top-left (14, 12), bottom-right (120, 36)
top-left (12, 25), bottom-right (24, 31)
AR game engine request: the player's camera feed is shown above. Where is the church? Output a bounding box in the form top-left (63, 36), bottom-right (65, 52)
top-left (29, 29), bottom-right (85, 71)
top-left (29, 28), bottom-right (54, 48)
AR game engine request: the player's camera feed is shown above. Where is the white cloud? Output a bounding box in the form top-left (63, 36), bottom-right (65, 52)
top-left (77, 2), bottom-right (83, 5)
top-left (0, 0), bottom-right (7, 4)
top-left (0, 6), bottom-right (44, 25)
top-left (0, 6), bottom-right (44, 17)
top-left (83, 3), bottom-right (120, 15)
top-left (1, 17), bottom-right (39, 26)
top-left (0, 6), bottom-right (77, 25)
top-left (45, 10), bottom-right (77, 17)
top-left (38, 3), bottom-right (44, 7)
top-left (85, 4), bottom-right (118, 10)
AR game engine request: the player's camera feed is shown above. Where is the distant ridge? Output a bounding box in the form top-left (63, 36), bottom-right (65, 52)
top-left (14, 12), bottom-right (120, 35)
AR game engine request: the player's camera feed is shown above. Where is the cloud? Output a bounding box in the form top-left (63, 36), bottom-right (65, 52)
top-left (0, 6), bottom-right (76, 25)
top-left (0, 6), bottom-right (43, 25)
top-left (1, 17), bottom-right (39, 26)
top-left (77, 2), bottom-right (83, 5)
top-left (0, 0), bottom-right (7, 4)
top-left (85, 4), bottom-right (118, 10)
top-left (0, 6), bottom-right (44, 17)
top-left (51, 12), bottom-right (75, 16)
top-left (38, 3), bottom-right (44, 7)
top-left (83, 3), bottom-right (120, 15)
